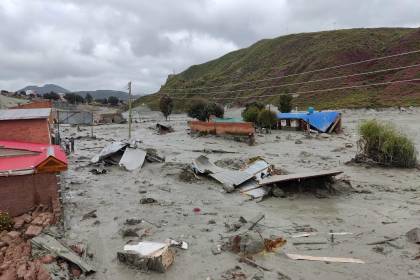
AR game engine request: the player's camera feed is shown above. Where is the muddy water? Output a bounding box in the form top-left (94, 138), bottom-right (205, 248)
top-left (62, 107), bottom-right (420, 280)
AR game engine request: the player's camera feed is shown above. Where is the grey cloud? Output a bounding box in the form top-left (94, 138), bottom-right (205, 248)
top-left (0, 0), bottom-right (419, 93)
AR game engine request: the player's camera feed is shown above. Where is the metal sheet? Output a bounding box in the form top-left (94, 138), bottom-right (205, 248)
top-left (192, 155), bottom-right (254, 191)
top-left (91, 142), bottom-right (128, 163)
top-left (276, 111), bottom-right (340, 133)
top-left (119, 148), bottom-right (146, 171)
top-left (258, 170), bottom-right (343, 186)
top-left (0, 108), bottom-right (51, 120)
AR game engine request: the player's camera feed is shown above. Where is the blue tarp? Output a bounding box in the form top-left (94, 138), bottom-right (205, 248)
top-left (276, 111), bottom-right (340, 133)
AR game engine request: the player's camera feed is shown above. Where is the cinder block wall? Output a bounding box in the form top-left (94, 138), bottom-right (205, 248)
top-left (0, 173), bottom-right (60, 219)
top-left (0, 119), bottom-right (51, 144)
top-left (188, 121), bottom-right (255, 136)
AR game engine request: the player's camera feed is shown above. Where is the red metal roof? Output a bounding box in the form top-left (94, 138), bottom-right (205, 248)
top-left (0, 140), bottom-right (67, 176)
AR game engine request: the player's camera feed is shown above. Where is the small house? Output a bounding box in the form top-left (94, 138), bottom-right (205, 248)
top-left (0, 140), bottom-right (67, 219)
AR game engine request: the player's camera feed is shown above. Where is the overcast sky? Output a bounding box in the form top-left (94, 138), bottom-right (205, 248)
top-left (0, 0), bottom-right (419, 94)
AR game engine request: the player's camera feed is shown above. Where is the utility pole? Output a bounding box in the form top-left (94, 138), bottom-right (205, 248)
top-left (128, 81), bottom-right (132, 139)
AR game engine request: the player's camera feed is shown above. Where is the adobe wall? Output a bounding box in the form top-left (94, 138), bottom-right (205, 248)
top-left (12, 100), bottom-right (52, 109)
top-left (0, 119), bottom-right (51, 144)
top-left (0, 173), bottom-right (60, 220)
top-left (188, 121), bottom-right (255, 135)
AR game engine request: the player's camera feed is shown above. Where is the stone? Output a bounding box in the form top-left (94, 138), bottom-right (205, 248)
top-left (7, 231), bottom-right (21, 239)
top-left (39, 254), bottom-right (56, 264)
top-left (70, 266), bottom-right (82, 278)
top-left (295, 140), bottom-right (303, 144)
top-left (25, 225), bottom-right (43, 238)
top-left (272, 187), bottom-right (286, 198)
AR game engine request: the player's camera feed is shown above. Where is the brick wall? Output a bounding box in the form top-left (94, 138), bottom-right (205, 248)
top-left (188, 121), bottom-right (255, 136)
top-left (0, 173), bottom-right (60, 219)
top-left (0, 119), bottom-right (51, 144)
top-left (12, 100), bottom-right (52, 109)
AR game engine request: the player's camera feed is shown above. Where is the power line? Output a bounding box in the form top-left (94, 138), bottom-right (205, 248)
top-left (164, 78), bottom-right (420, 100)
top-left (163, 49), bottom-right (420, 91)
top-left (162, 63), bottom-right (420, 96)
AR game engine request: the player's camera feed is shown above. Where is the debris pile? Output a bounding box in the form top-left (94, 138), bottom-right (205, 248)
top-left (91, 141), bottom-right (165, 171)
top-left (192, 155), bottom-right (343, 199)
top-left (0, 207), bottom-right (94, 280)
top-left (117, 239), bottom-right (187, 273)
top-left (155, 123), bottom-right (174, 134)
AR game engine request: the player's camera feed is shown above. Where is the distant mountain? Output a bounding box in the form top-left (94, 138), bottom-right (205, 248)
top-left (73, 90), bottom-right (129, 101)
top-left (19, 84), bottom-right (70, 94)
top-left (18, 84), bottom-right (129, 100)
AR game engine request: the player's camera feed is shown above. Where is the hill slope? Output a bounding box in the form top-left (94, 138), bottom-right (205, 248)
top-left (136, 27), bottom-right (420, 110)
top-left (19, 84), bottom-right (129, 100)
top-left (20, 84), bottom-right (70, 94)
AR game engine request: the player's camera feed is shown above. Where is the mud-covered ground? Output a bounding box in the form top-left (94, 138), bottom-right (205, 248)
top-left (61, 107), bottom-right (420, 280)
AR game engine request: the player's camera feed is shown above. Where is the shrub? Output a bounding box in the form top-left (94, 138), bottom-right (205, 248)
top-left (187, 99), bottom-right (208, 121)
top-left (244, 102), bottom-right (265, 111)
top-left (207, 102), bottom-right (224, 118)
top-left (242, 106), bottom-right (260, 123)
top-left (159, 94), bottom-right (174, 120)
top-left (187, 100), bottom-right (224, 121)
top-left (277, 94), bottom-right (293, 113)
top-left (0, 211), bottom-right (13, 231)
top-left (358, 120), bottom-right (417, 168)
top-left (257, 109), bottom-right (277, 128)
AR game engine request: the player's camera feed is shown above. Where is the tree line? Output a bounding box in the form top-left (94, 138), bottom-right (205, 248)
top-left (159, 93), bottom-right (293, 128)
top-left (42, 91), bottom-right (121, 106)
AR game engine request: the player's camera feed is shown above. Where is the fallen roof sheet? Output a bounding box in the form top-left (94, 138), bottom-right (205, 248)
top-left (0, 108), bottom-right (51, 120)
top-left (0, 140), bottom-right (67, 176)
top-left (258, 170), bottom-right (343, 187)
top-left (192, 155), bottom-right (254, 191)
top-left (91, 142), bottom-right (128, 163)
top-left (119, 148), bottom-right (146, 171)
top-left (276, 111), bottom-right (340, 133)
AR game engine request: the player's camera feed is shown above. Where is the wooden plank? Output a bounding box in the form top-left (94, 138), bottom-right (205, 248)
top-left (286, 253), bottom-right (364, 264)
top-left (327, 115), bottom-right (341, 133)
top-left (258, 170), bottom-right (343, 187)
top-left (31, 234), bottom-right (95, 273)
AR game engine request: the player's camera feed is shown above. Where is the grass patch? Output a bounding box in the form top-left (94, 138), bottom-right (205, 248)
top-left (358, 120), bottom-right (417, 168)
top-left (0, 211), bottom-right (13, 231)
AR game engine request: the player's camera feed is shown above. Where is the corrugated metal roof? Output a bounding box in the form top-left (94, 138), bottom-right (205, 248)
top-left (0, 108), bottom-right (51, 120)
top-left (276, 111), bottom-right (340, 133)
top-left (212, 117), bottom-right (245, 123)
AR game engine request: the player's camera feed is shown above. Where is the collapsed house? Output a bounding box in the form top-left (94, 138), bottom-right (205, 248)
top-left (0, 140), bottom-right (67, 218)
top-left (192, 155), bottom-right (342, 199)
top-left (91, 141), bottom-right (164, 171)
top-left (188, 118), bottom-right (255, 141)
top-left (276, 111), bottom-right (342, 133)
top-left (0, 108), bottom-right (54, 144)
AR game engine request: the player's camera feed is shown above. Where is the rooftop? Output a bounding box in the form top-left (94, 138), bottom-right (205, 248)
top-left (0, 140), bottom-right (67, 176)
top-left (0, 108), bottom-right (51, 121)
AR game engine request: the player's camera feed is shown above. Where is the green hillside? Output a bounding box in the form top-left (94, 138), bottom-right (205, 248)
top-left (136, 28), bottom-right (420, 110)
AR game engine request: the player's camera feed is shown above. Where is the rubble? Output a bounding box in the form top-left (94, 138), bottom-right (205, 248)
top-left (117, 241), bottom-right (175, 273)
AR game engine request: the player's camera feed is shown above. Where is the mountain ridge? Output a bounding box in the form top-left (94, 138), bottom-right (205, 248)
top-left (136, 27), bottom-right (420, 109)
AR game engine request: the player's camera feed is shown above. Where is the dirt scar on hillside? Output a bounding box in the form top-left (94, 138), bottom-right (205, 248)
top-left (61, 107), bottom-right (420, 280)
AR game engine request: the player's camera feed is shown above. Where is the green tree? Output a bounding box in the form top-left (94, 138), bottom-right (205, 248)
top-left (242, 106), bottom-right (260, 123)
top-left (85, 93), bottom-right (93, 104)
top-left (108, 96), bottom-right (119, 106)
top-left (187, 99), bottom-right (208, 121)
top-left (207, 102), bottom-right (224, 118)
top-left (277, 94), bottom-right (293, 113)
top-left (64, 93), bottom-right (85, 104)
top-left (257, 109), bottom-right (277, 129)
top-left (43, 91), bottom-right (60, 100)
top-left (159, 94), bottom-right (174, 120)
